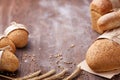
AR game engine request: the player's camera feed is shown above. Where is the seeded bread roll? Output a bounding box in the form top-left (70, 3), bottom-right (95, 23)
top-left (90, 0), bottom-right (120, 34)
top-left (86, 39), bottom-right (120, 72)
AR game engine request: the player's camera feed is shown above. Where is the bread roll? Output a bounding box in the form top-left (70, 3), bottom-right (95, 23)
top-left (0, 35), bottom-right (16, 53)
top-left (90, 0), bottom-right (120, 34)
top-left (86, 39), bottom-right (120, 72)
top-left (4, 22), bottom-right (29, 48)
top-left (97, 10), bottom-right (120, 32)
top-left (0, 50), bottom-right (19, 72)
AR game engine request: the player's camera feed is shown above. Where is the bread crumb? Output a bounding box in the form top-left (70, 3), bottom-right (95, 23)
top-left (56, 60), bottom-right (60, 64)
top-left (64, 61), bottom-right (73, 64)
top-left (57, 65), bottom-right (64, 70)
top-left (54, 53), bottom-right (62, 58)
top-left (70, 44), bottom-right (75, 48)
top-left (60, 57), bottom-right (63, 60)
top-left (49, 55), bottom-right (52, 57)
top-left (24, 59), bottom-right (28, 63)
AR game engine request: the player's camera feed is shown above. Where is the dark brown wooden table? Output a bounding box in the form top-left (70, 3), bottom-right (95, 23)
top-left (0, 0), bottom-right (119, 80)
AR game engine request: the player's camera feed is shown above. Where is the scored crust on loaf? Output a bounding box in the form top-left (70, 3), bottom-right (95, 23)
top-left (86, 39), bottom-right (120, 72)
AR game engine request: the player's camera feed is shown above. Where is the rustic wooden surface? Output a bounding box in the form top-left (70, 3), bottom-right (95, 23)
top-left (0, 0), bottom-right (120, 80)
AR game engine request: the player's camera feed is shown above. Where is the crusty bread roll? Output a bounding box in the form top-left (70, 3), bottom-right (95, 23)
top-left (86, 39), bottom-right (120, 72)
top-left (90, 0), bottom-right (120, 34)
top-left (0, 50), bottom-right (19, 72)
top-left (0, 35), bottom-right (16, 53)
top-left (4, 22), bottom-right (29, 48)
top-left (97, 10), bottom-right (120, 33)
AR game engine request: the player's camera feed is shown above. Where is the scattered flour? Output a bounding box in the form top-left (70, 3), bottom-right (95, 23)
top-left (38, 0), bottom-right (91, 50)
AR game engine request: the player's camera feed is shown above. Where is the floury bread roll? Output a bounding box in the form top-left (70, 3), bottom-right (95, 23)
top-left (86, 27), bottom-right (120, 72)
top-left (90, 0), bottom-right (120, 34)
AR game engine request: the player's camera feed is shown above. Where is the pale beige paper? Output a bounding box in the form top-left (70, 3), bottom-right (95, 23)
top-left (0, 34), bottom-right (6, 40)
top-left (98, 27), bottom-right (120, 44)
top-left (0, 51), bottom-right (3, 62)
top-left (77, 60), bottom-right (120, 79)
top-left (4, 22), bottom-right (29, 36)
top-left (0, 45), bottom-right (12, 51)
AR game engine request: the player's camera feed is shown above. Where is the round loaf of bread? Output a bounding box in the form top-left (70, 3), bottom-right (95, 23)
top-left (86, 39), bottom-right (120, 72)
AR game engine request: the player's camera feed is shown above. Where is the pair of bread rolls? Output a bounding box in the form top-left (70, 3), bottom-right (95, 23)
top-left (90, 0), bottom-right (120, 34)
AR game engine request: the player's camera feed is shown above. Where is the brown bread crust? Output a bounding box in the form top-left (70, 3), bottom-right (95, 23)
top-left (86, 39), bottom-right (120, 72)
top-left (0, 50), bottom-right (19, 72)
top-left (97, 10), bottom-right (120, 32)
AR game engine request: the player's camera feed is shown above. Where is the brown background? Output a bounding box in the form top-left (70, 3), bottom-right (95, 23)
top-left (0, 0), bottom-right (119, 80)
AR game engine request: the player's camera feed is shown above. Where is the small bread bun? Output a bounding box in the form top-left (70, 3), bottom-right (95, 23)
top-left (4, 22), bottom-right (29, 48)
top-left (0, 35), bottom-right (16, 53)
top-left (0, 50), bottom-right (19, 72)
top-left (86, 39), bottom-right (120, 72)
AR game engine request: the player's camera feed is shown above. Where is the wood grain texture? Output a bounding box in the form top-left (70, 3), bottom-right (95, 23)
top-left (0, 0), bottom-right (119, 80)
